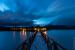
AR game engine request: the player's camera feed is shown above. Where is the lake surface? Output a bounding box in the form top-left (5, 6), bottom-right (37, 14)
top-left (0, 30), bottom-right (75, 50)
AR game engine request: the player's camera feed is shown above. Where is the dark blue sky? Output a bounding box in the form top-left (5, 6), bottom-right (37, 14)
top-left (0, 0), bottom-right (75, 26)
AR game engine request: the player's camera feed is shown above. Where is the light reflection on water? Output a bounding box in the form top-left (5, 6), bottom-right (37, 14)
top-left (0, 30), bottom-right (47, 50)
top-left (20, 31), bottom-right (26, 41)
top-left (0, 31), bottom-right (27, 50)
top-left (0, 30), bottom-right (75, 50)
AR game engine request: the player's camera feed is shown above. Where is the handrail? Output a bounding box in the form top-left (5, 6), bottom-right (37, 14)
top-left (16, 31), bottom-right (67, 50)
top-left (16, 31), bottom-right (37, 50)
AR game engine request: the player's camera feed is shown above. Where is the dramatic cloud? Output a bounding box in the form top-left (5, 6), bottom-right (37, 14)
top-left (0, 3), bottom-right (10, 12)
top-left (0, 0), bottom-right (75, 26)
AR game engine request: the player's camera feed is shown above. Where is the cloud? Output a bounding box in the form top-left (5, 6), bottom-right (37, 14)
top-left (33, 16), bottom-right (59, 26)
top-left (0, 3), bottom-right (10, 12)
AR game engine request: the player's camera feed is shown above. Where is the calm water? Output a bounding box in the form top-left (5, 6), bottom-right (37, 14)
top-left (0, 31), bottom-right (27, 50)
top-left (0, 30), bottom-right (75, 50)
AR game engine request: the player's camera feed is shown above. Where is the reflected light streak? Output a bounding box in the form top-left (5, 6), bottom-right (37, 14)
top-left (22, 29), bottom-right (25, 36)
top-left (13, 31), bottom-right (16, 38)
top-left (20, 29), bottom-right (27, 41)
top-left (22, 29), bottom-right (26, 37)
top-left (43, 31), bottom-right (47, 35)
